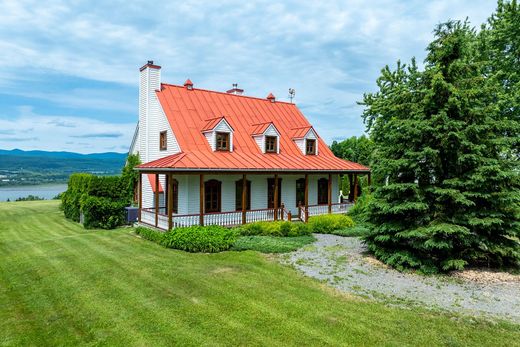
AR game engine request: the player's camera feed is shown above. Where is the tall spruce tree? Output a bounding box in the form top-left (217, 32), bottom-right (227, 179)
top-left (362, 20), bottom-right (519, 273)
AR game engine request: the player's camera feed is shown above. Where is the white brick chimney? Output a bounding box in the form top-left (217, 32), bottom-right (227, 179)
top-left (139, 60), bottom-right (161, 163)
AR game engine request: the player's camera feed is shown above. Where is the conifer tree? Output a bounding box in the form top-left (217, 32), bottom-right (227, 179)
top-left (362, 19), bottom-right (519, 272)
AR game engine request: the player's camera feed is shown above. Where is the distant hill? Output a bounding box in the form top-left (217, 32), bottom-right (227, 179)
top-left (0, 149), bottom-right (127, 160)
top-left (0, 149), bottom-right (128, 186)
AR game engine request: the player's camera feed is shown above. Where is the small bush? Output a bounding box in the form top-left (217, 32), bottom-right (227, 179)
top-left (135, 226), bottom-right (165, 243)
top-left (238, 221), bottom-right (310, 237)
top-left (307, 214), bottom-right (355, 234)
top-left (163, 225), bottom-right (238, 253)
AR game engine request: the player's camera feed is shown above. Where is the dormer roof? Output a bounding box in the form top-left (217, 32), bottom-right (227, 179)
top-left (251, 122), bottom-right (279, 136)
top-left (201, 116), bottom-right (234, 132)
top-left (290, 126), bottom-right (316, 139)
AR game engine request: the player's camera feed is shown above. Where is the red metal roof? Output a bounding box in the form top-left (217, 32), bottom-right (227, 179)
top-left (138, 83), bottom-right (369, 172)
top-left (147, 174), bottom-right (164, 192)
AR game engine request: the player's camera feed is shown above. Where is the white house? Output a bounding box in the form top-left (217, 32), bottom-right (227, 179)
top-left (130, 61), bottom-right (370, 230)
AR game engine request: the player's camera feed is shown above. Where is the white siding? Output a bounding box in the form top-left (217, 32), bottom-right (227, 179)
top-left (253, 135), bottom-right (264, 153)
top-left (137, 65), bottom-right (180, 164)
top-left (204, 132), bottom-right (215, 151)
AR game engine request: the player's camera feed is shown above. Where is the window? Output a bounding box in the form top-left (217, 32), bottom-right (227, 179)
top-left (160, 131), bottom-right (167, 151)
top-left (165, 177), bottom-right (178, 214)
top-left (235, 179), bottom-right (251, 210)
top-left (216, 132), bottom-right (230, 151)
top-left (265, 136), bottom-right (277, 153)
top-left (296, 178), bottom-right (305, 207)
top-left (267, 177), bottom-right (282, 208)
top-left (317, 178), bottom-right (329, 205)
top-left (204, 179), bottom-right (221, 213)
top-left (305, 139), bottom-right (316, 155)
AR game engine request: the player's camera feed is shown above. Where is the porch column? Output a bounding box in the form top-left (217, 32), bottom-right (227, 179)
top-left (167, 173), bottom-right (173, 230)
top-left (348, 173), bottom-right (354, 202)
top-left (274, 174), bottom-right (279, 221)
top-left (241, 174), bottom-right (247, 224)
top-left (353, 174), bottom-right (359, 202)
top-left (328, 173), bottom-right (332, 214)
top-left (138, 173), bottom-right (142, 223)
top-left (155, 173), bottom-right (159, 227)
top-left (304, 174), bottom-right (309, 222)
top-left (199, 174), bottom-right (204, 226)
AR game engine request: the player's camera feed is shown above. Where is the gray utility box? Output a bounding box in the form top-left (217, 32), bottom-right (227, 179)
top-left (125, 206), bottom-right (139, 224)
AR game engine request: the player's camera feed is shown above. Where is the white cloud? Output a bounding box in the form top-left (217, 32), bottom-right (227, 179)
top-left (0, 0), bottom-right (498, 149)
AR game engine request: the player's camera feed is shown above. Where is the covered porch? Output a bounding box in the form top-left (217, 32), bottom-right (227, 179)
top-left (136, 170), bottom-right (370, 231)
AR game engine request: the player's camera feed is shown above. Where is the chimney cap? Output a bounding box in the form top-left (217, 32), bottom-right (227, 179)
top-left (226, 83), bottom-right (244, 95)
top-left (139, 60), bottom-right (161, 71)
top-left (184, 79), bottom-right (194, 89)
top-left (266, 93), bottom-right (276, 102)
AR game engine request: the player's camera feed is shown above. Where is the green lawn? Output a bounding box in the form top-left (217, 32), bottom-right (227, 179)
top-left (1, 201), bottom-right (518, 346)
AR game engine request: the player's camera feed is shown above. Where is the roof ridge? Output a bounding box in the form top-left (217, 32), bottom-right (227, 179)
top-left (160, 83), bottom-right (296, 105)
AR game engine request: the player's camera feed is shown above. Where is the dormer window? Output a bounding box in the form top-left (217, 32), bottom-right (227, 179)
top-left (265, 136), bottom-right (277, 153)
top-left (291, 126), bottom-right (319, 155)
top-left (160, 131), bottom-right (167, 151)
top-left (202, 117), bottom-right (234, 152)
top-left (216, 132), bottom-right (230, 151)
top-left (306, 139), bottom-right (316, 155)
top-left (251, 122), bottom-right (280, 154)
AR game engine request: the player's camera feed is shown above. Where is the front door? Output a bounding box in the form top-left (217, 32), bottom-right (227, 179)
top-left (204, 179), bottom-right (221, 213)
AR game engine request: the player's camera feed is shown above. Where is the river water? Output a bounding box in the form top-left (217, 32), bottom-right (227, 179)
top-left (0, 184), bottom-right (68, 202)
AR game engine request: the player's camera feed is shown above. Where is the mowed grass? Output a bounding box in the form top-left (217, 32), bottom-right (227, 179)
top-left (1, 201), bottom-right (519, 346)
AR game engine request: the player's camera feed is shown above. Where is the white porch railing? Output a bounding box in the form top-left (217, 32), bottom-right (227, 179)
top-left (140, 203), bottom-right (353, 230)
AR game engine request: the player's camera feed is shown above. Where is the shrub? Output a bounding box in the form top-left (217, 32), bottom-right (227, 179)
top-left (238, 221), bottom-right (310, 237)
top-left (81, 196), bottom-right (127, 229)
top-left (161, 225), bottom-right (238, 253)
top-left (307, 214), bottom-right (355, 234)
top-left (135, 226), bottom-right (165, 243)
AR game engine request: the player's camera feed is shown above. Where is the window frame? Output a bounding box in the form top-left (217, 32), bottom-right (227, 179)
top-left (235, 179), bottom-right (251, 211)
top-left (295, 178), bottom-right (305, 207)
top-left (317, 178), bottom-right (329, 205)
top-left (305, 139), bottom-right (316, 155)
top-left (215, 132), bottom-right (230, 151)
top-left (204, 179), bottom-right (221, 213)
top-left (159, 131), bottom-right (167, 151)
top-left (265, 135), bottom-right (278, 153)
top-left (267, 177), bottom-right (282, 208)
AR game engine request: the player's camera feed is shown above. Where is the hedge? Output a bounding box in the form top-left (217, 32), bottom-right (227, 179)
top-left (81, 196), bottom-right (127, 229)
top-left (238, 221), bottom-right (311, 237)
top-left (135, 225), bottom-right (238, 253)
top-left (61, 172), bottom-right (132, 229)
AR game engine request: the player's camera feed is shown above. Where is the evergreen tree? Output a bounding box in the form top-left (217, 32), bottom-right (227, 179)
top-left (362, 19), bottom-right (519, 272)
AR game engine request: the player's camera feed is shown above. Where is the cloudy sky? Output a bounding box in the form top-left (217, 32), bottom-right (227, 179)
top-left (0, 0), bottom-right (497, 154)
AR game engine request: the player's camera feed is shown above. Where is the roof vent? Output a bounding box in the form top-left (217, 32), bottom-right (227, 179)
top-left (226, 83), bottom-right (244, 95)
top-left (184, 79), bottom-right (194, 90)
top-left (147, 60), bottom-right (154, 65)
top-left (266, 93), bottom-right (276, 102)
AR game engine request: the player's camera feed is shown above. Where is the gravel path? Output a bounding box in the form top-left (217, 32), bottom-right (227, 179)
top-left (281, 234), bottom-right (520, 323)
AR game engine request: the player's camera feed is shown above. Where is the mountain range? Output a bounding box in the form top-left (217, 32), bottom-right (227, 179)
top-left (0, 149), bottom-right (128, 186)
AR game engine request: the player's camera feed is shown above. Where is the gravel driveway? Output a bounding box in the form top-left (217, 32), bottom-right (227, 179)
top-left (281, 234), bottom-right (520, 323)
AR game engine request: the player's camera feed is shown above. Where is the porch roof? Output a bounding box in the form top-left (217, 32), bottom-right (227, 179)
top-left (137, 151), bottom-right (369, 173)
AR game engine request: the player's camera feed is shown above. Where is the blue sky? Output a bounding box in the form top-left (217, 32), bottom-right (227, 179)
top-left (0, 0), bottom-right (497, 154)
